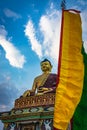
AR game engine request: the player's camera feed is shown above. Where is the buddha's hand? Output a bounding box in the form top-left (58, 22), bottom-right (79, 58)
top-left (43, 88), bottom-right (53, 94)
top-left (41, 87), bottom-right (49, 91)
top-left (38, 87), bottom-right (49, 93)
top-left (23, 90), bottom-right (30, 97)
top-left (39, 87), bottom-right (52, 92)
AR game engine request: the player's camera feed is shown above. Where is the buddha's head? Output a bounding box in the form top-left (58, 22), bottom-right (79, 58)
top-left (40, 59), bottom-right (52, 73)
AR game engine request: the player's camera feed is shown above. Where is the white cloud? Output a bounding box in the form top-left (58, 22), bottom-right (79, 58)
top-left (81, 10), bottom-right (87, 39)
top-left (0, 105), bottom-right (8, 111)
top-left (24, 4), bottom-right (87, 66)
top-left (83, 41), bottom-right (87, 53)
top-left (78, 0), bottom-right (87, 6)
top-left (24, 20), bottom-right (42, 58)
top-left (4, 8), bottom-right (22, 20)
top-left (81, 9), bottom-right (87, 53)
top-left (0, 25), bottom-right (25, 68)
top-left (39, 9), bottom-right (61, 62)
top-left (24, 8), bottom-right (61, 64)
top-left (0, 25), bottom-right (7, 36)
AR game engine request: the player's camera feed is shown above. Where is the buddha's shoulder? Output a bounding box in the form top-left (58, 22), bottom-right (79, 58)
top-left (50, 73), bottom-right (57, 77)
top-left (34, 73), bottom-right (57, 81)
top-left (34, 74), bottom-right (43, 81)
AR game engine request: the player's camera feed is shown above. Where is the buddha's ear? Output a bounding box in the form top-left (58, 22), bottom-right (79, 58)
top-left (51, 65), bottom-right (53, 69)
top-left (49, 65), bottom-right (53, 71)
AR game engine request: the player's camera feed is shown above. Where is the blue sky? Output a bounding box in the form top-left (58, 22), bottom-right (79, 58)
top-left (0, 0), bottom-right (87, 129)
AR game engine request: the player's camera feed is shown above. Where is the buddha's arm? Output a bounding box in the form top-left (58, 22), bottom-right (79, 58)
top-left (23, 79), bottom-right (37, 97)
top-left (23, 90), bottom-right (31, 97)
top-left (31, 78), bottom-right (37, 92)
top-left (23, 89), bottom-right (35, 97)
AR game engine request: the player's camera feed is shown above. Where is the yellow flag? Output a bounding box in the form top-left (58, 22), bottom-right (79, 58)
top-left (53, 9), bottom-right (84, 130)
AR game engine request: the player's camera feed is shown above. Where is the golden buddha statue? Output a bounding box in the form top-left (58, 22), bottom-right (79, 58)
top-left (23, 59), bottom-right (57, 97)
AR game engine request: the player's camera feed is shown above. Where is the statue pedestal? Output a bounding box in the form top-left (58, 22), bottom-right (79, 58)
top-left (15, 93), bottom-right (55, 108)
top-left (0, 93), bottom-right (55, 130)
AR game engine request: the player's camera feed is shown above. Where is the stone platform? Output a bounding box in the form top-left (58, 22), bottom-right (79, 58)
top-left (15, 93), bottom-right (55, 109)
top-left (0, 93), bottom-right (55, 130)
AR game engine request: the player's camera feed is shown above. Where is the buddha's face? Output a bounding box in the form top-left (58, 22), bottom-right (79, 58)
top-left (41, 61), bottom-right (52, 72)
